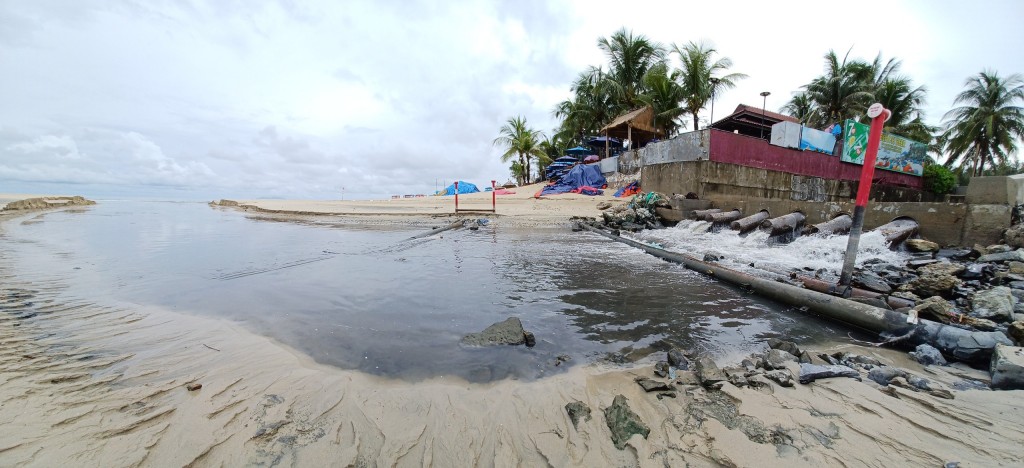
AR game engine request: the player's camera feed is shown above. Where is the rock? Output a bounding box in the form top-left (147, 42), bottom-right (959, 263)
top-left (906, 239), bottom-right (940, 252)
top-left (854, 271), bottom-right (893, 294)
top-left (1005, 224), bottom-right (1024, 249)
top-left (675, 371), bottom-right (700, 386)
top-left (766, 338), bottom-right (801, 357)
top-left (653, 361), bottom-right (669, 378)
top-left (991, 344), bottom-right (1024, 390)
top-left (921, 262), bottom-right (966, 277)
top-left (764, 370), bottom-right (795, 387)
top-left (971, 287), bottom-right (1014, 321)
top-left (186, 383), bottom-right (202, 391)
top-left (565, 401), bottom-right (591, 430)
top-left (746, 374), bottom-right (775, 394)
top-left (987, 244), bottom-right (1012, 254)
top-left (891, 290), bottom-right (921, 302)
top-left (460, 317), bottom-right (527, 346)
top-left (597, 201), bottom-right (612, 210)
top-left (936, 248), bottom-right (972, 260)
top-left (909, 344), bottom-right (947, 366)
top-left (765, 349), bottom-right (798, 370)
top-left (554, 354), bottom-right (572, 366)
top-left (523, 331), bottom-right (536, 347)
top-left (977, 250), bottom-right (1024, 263)
top-left (1008, 322), bottom-right (1024, 346)
top-left (960, 263), bottom-right (992, 280)
top-left (903, 272), bottom-right (962, 298)
top-left (907, 259), bottom-right (939, 269)
top-left (635, 377), bottom-right (671, 392)
top-left (603, 395), bottom-right (650, 450)
top-left (667, 348), bottom-right (690, 370)
top-left (694, 356), bottom-right (727, 388)
top-left (843, 354), bottom-right (882, 368)
top-left (1009, 261), bottom-right (1024, 275)
top-left (798, 364), bottom-right (861, 384)
top-left (655, 392), bottom-right (676, 399)
top-left (703, 253), bottom-right (721, 262)
top-left (867, 366), bottom-right (906, 386)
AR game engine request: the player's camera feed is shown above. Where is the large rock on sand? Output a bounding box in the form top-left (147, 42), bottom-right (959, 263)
top-left (603, 395), bottom-right (650, 450)
top-left (991, 344), bottom-right (1024, 390)
top-left (460, 317), bottom-right (527, 346)
top-left (971, 287), bottom-right (1015, 321)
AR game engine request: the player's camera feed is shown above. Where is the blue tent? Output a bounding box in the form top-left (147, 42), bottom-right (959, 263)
top-left (440, 181), bottom-right (479, 196)
top-left (541, 164), bottom-right (607, 196)
top-left (565, 146), bottom-right (591, 156)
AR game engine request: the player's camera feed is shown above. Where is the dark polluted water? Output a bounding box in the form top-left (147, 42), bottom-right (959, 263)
top-left (2, 201), bottom-right (847, 382)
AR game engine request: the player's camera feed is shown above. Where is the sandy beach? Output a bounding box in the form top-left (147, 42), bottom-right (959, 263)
top-left (2, 194), bottom-right (1023, 467)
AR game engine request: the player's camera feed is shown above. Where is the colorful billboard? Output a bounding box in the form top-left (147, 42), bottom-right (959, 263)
top-left (799, 126), bottom-right (839, 155)
top-left (839, 119), bottom-right (926, 176)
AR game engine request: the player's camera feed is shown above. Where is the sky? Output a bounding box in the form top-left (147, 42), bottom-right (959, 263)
top-left (1, 0), bottom-right (1022, 200)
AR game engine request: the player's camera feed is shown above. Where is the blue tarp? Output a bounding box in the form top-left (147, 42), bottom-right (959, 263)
top-left (541, 164), bottom-right (607, 196)
top-left (440, 181), bottom-right (479, 195)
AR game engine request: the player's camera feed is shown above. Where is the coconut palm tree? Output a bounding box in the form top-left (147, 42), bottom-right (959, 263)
top-left (803, 49), bottom-right (874, 128)
top-left (554, 67), bottom-right (616, 144)
top-left (873, 77), bottom-right (934, 143)
top-left (493, 116), bottom-right (546, 185)
top-left (597, 28), bottom-right (666, 113)
top-left (638, 62), bottom-right (687, 137)
top-left (781, 92), bottom-right (820, 125)
top-left (673, 41), bottom-right (747, 131)
top-left (941, 70), bottom-right (1024, 176)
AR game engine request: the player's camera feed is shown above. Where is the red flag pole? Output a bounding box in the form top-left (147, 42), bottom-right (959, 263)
top-left (838, 103), bottom-right (891, 293)
top-left (491, 180), bottom-right (496, 212)
top-left (454, 181), bottom-right (459, 212)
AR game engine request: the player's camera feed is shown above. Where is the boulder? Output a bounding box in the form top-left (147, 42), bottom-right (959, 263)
top-left (635, 377), bottom-right (671, 392)
top-left (1004, 224), bottom-right (1024, 249)
top-left (959, 263), bottom-right (992, 280)
top-left (1009, 261), bottom-right (1024, 275)
top-left (565, 401), bottom-right (591, 430)
top-left (1008, 321), bottom-right (1024, 346)
top-left (694, 356), bottom-right (727, 388)
top-left (764, 370), bottom-right (795, 387)
top-left (906, 239), bottom-right (940, 253)
top-left (765, 349), bottom-right (798, 370)
top-left (667, 348), bottom-right (690, 370)
top-left (766, 338), bottom-right (801, 357)
top-left (977, 250), bottom-right (1024, 263)
top-left (909, 344), bottom-right (947, 366)
top-left (798, 364), bottom-right (861, 384)
top-left (902, 273), bottom-right (961, 298)
top-left (867, 366), bottom-right (906, 386)
top-left (653, 361), bottom-right (669, 378)
top-left (854, 271), bottom-right (892, 294)
top-left (971, 287), bottom-right (1014, 321)
top-left (460, 317), bottom-right (527, 346)
top-left (603, 395), bottom-right (650, 450)
top-left (990, 344), bottom-right (1024, 390)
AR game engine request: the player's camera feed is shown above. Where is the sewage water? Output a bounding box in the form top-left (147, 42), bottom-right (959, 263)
top-left (1, 202), bottom-right (906, 382)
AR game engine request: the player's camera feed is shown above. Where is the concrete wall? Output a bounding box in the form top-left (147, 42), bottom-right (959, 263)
top-left (599, 156), bottom-right (618, 175)
top-left (965, 175), bottom-right (1024, 205)
top-left (639, 130), bottom-right (710, 166)
top-left (617, 151), bottom-right (641, 174)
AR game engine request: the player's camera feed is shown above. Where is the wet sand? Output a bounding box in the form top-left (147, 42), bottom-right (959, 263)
top-left (2, 195), bottom-right (1023, 466)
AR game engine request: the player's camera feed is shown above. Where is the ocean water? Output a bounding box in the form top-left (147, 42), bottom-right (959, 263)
top-left (0, 201), bottom-right (895, 382)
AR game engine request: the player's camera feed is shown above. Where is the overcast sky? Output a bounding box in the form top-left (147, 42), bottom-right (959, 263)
top-left (2, 0), bottom-right (1022, 200)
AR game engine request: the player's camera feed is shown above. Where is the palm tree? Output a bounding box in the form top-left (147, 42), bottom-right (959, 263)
top-left (803, 49), bottom-right (873, 128)
top-left (493, 116), bottom-right (546, 185)
top-left (873, 77), bottom-right (934, 143)
top-left (942, 70), bottom-right (1024, 176)
top-left (673, 41), bottom-right (747, 131)
top-left (554, 67), bottom-right (616, 144)
top-left (538, 133), bottom-right (569, 177)
top-left (781, 92), bottom-right (820, 125)
top-left (638, 62), bottom-right (687, 136)
top-left (596, 28), bottom-right (666, 112)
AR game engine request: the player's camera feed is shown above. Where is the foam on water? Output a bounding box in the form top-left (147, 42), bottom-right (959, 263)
top-left (636, 219), bottom-right (911, 278)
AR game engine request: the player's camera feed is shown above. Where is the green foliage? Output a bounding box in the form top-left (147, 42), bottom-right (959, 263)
top-left (922, 164), bottom-right (957, 195)
top-left (941, 70), bottom-right (1024, 176)
top-left (493, 116), bottom-right (546, 185)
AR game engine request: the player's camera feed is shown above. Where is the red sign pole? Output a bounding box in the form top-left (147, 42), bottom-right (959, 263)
top-left (838, 103), bottom-right (891, 292)
top-left (491, 180), bottom-right (496, 212)
top-left (454, 181), bottom-right (459, 212)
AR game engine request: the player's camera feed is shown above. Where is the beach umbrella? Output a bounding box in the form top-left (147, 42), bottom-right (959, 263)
top-left (565, 146), bottom-right (591, 156)
top-left (585, 136), bottom-right (621, 146)
top-left (583, 155), bottom-right (600, 163)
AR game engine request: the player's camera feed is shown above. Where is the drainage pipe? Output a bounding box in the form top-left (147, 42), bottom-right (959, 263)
top-left (804, 214), bottom-right (853, 236)
top-left (406, 219), bottom-right (466, 240)
top-left (577, 222), bottom-right (1009, 363)
top-left (691, 208), bottom-right (721, 220)
top-left (759, 211), bottom-right (806, 237)
top-left (706, 209), bottom-right (742, 223)
top-left (730, 210), bottom-right (770, 233)
top-left (873, 217), bottom-right (919, 246)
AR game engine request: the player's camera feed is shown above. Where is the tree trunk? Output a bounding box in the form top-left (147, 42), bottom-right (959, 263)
top-left (519, 153), bottom-right (527, 185)
top-left (693, 113), bottom-right (700, 131)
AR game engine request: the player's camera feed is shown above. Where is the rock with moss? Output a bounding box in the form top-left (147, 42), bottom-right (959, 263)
top-left (603, 395), bottom-right (650, 450)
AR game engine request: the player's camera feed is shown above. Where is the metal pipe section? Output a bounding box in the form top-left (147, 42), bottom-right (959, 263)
top-left (873, 217), bottom-right (919, 246)
top-left (759, 211), bottom-right (806, 237)
top-left (577, 222), bottom-right (1009, 363)
top-left (804, 214), bottom-right (853, 236)
top-left (706, 209), bottom-right (742, 223)
top-left (730, 210), bottom-right (770, 233)
top-left (406, 220), bottom-right (466, 240)
top-left (691, 208), bottom-right (721, 220)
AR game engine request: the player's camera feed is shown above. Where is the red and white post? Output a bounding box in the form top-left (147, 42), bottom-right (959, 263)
top-left (491, 180), bottom-right (496, 212)
top-left (838, 103), bottom-right (891, 293)
top-left (454, 181), bottom-right (459, 211)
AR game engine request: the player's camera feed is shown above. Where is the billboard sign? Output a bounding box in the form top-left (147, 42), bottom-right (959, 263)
top-left (799, 126), bottom-right (839, 155)
top-left (839, 119), bottom-right (926, 176)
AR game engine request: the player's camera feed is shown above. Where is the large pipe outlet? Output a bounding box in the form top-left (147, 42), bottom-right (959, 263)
top-left (759, 211), bottom-right (807, 237)
top-left (805, 213), bottom-right (853, 236)
top-left (706, 209), bottom-right (742, 223)
top-left (730, 210), bottom-right (771, 233)
top-left (873, 217), bottom-right (919, 246)
top-left (691, 208), bottom-right (721, 220)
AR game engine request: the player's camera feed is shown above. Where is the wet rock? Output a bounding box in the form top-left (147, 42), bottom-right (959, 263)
top-left (944, 331), bottom-right (1013, 363)
top-left (765, 349), bottom-right (798, 370)
top-left (603, 395), bottom-right (650, 450)
top-left (990, 344), bottom-right (1024, 390)
top-left (523, 331), bottom-right (536, 347)
top-left (1008, 322), bottom-right (1024, 346)
top-left (766, 338), bottom-right (801, 357)
top-left (565, 401), bottom-right (591, 430)
top-left (460, 317), bottom-right (527, 346)
top-left (867, 366), bottom-right (906, 386)
top-left (936, 248), bottom-right (972, 260)
top-left (906, 239), bottom-right (940, 252)
top-left (854, 271), bottom-right (892, 294)
top-left (653, 361), bottom-right (669, 378)
top-left (843, 354), bottom-right (882, 368)
top-left (952, 379), bottom-right (990, 391)
top-left (667, 348), bottom-right (690, 370)
top-left (909, 344), bottom-right (947, 366)
top-left (907, 259), bottom-right (939, 269)
top-left (906, 374), bottom-right (933, 391)
top-left (186, 383), bottom-right (202, 391)
top-left (764, 370), bottom-right (795, 387)
top-left (798, 364), bottom-right (861, 384)
top-left (554, 354), bottom-right (572, 366)
top-left (977, 250), bottom-right (1024, 263)
top-left (971, 287), bottom-right (1014, 321)
top-left (960, 263), bottom-right (993, 280)
top-left (635, 377), bottom-right (671, 392)
top-left (694, 356), bottom-right (727, 388)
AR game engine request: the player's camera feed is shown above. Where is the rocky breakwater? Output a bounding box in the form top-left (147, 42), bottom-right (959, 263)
top-left (594, 192), bottom-right (672, 232)
top-left (1, 196), bottom-right (95, 211)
